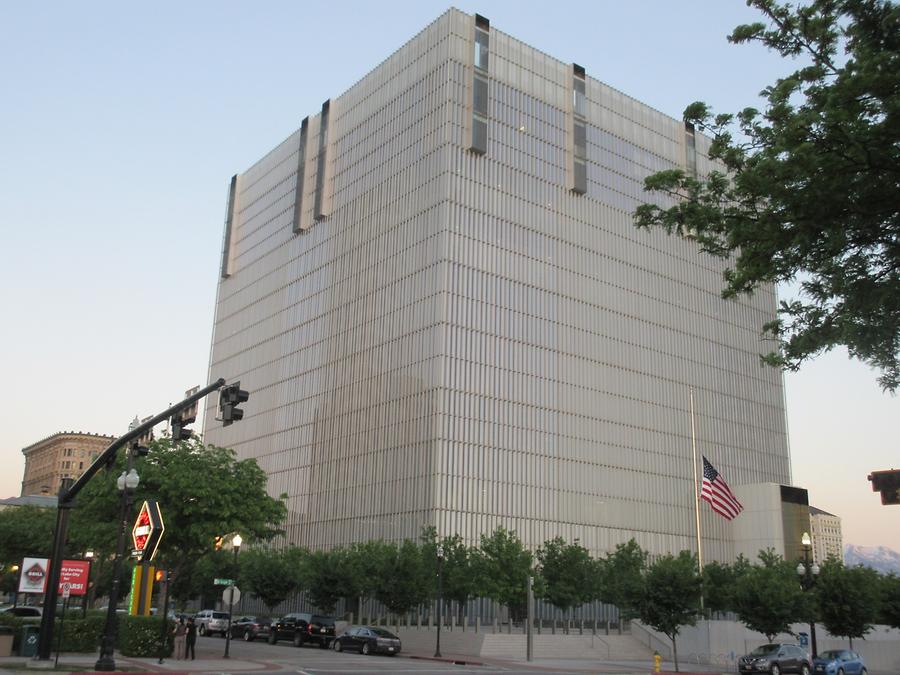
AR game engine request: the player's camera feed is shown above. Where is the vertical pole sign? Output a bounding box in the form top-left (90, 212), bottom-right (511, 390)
top-left (131, 500), bottom-right (165, 615)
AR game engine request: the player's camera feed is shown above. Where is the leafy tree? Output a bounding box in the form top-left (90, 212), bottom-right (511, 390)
top-left (732, 549), bottom-right (810, 641)
top-left (471, 527), bottom-right (533, 621)
top-left (0, 505), bottom-right (56, 564)
top-left (372, 540), bottom-right (430, 615)
top-left (601, 539), bottom-right (647, 619)
top-left (702, 555), bottom-right (751, 615)
top-left (69, 437), bottom-right (287, 602)
top-left (299, 548), bottom-right (343, 613)
top-left (536, 537), bottom-right (595, 620)
top-left (420, 527), bottom-right (476, 622)
top-left (635, 0), bottom-right (900, 391)
top-left (881, 573), bottom-right (900, 629)
top-left (239, 547), bottom-right (301, 614)
top-left (816, 559), bottom-right (881, 647)
top-left (638, 552), bottom-right (702, 673)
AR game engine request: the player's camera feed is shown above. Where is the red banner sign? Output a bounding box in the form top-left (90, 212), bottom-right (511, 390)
top-left (58, 560), bottom-right (90, 596)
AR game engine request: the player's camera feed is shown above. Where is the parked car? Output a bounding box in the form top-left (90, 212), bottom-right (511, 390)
top-left (193, 609), bottom-right (230, 636)
top-left (267, 613), bottom-right (335, 648)
top-left (812, 649), bottom-right (867, 675)
top-left (739, 644), bottom-right (812, 675)
top-left (332, 626), bottom-right (401, 656)
top-left (230, 616), bottom-right (271, 641)
top-left (0, 606), bottom-right (41, 617)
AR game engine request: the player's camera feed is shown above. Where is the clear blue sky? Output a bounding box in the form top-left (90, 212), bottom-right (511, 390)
top-left (1, 1), bottom-right (896, 551)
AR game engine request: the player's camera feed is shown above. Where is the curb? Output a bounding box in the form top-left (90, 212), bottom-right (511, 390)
top-left (408, 654), bottom-right (486, 666)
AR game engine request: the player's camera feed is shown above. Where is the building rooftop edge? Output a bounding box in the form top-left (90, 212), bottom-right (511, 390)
top-left (21, 431), bottom-right (116, 456)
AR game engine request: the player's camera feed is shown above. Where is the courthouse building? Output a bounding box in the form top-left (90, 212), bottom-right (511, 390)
top-left (203, 9), bottom-right (792, 561)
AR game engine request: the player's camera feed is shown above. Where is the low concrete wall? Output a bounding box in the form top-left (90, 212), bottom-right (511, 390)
top-left (634, 620), bottom-right (900, 673)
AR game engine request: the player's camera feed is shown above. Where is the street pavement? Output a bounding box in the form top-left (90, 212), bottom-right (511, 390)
top-left (0, 632), bottom-right (729, 674)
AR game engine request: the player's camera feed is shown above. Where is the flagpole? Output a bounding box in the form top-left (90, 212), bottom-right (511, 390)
top-left (690, 388), bottom-right (704, 577)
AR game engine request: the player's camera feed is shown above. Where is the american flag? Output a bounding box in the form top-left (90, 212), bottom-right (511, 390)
top-left (701, 456), bottom-right (743, 520)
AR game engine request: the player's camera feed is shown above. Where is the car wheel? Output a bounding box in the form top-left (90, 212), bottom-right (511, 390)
top-left (770, 665), bottom-right (780, 675)
top-left (837, 669), bottom-right (844, 675)
top-left (860, 669), bottom-right (867, 675)
top-left (199, 625), bottom-right (206, 636)
top-left (801, 665), bottom-right (810, 675)
top-left (267, 633), bottom-right (276, 645)
top-left (362, 642), bottom-right (371, 655)
top-left (293, 633), bottom-right (303, 648)
top-left (334, 640), bottom-right (343, 652)
top-left (243, 630), bottom-right (253, 642)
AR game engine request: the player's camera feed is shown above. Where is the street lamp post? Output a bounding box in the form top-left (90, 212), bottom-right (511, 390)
top-left (95, 451), bottom-right (140, 672)
top-left (434, 544), bottom-right (444, 658)
top-left (223, 534), bottom-right (242, 659)
top-left (10, 565), bottom-right (19, 608)
top-left (796, 531), bottom-right (820, 659)
top-left (82, 551), bottom-right (94, 618)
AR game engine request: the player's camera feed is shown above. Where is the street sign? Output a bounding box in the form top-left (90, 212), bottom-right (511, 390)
top-left (222, 585), bottom-right (241, 606)
top-left (132, 500), bottom-right (165, 562)
top-left (214, 578), bottom-right (235, 586)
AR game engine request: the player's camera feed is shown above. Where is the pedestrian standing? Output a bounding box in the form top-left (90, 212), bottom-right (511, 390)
top-left (185, 617), bottom-right (197, 660)
top-left (173, 617), bottom-right (187, 660)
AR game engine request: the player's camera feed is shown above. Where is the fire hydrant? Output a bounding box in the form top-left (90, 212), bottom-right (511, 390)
top-left (653, 650), bottom-right (662, 673)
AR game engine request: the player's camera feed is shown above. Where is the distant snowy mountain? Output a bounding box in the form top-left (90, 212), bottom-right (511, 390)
top-left (844, 544), bottom-right (900, 574)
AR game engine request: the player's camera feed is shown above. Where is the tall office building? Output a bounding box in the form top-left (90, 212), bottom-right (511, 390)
top-left (809, 505), bottom-right (843, 563)
top-left (204, 9), bottom-right (791, 560)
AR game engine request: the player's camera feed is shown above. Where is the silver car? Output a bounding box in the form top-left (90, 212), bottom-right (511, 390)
top-left (193, 609), bottom-right (230, 636)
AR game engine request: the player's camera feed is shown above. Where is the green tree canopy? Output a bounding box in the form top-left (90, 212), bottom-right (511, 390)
top-left (881, 573), bottom-right (900, 629)
top-left (239, 546), bottom-right (301, 614)
top-left (816, 559), bottom-right (882, 647)
top-left (299, 548), bottom-right (344, 613)
top-left (69, 437), bottom-right (287, 595)
top-left (702, 556), bottom-right (751, 615)
top-left (639, 552), bottom-right (702, 673)
top-left (601, 539), bottom-right (647, 619)
top-left (0, 506), bottom-right (56, 565)
top-left (536, 537), bottom-right (595, 615)
top-left (471, 527), bottom-right (533, 621)
top-left (420, 527), bottom-right (476, 620)
top-left (732, 550), bottom-right (811, 641)
top-left (372, 539), bottom-right (430, 615)
top-left (635, 0), bottom-right (900, 391)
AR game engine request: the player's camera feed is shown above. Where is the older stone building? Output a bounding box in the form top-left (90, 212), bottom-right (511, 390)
top-left (20, 432), bottom-right (113, 497)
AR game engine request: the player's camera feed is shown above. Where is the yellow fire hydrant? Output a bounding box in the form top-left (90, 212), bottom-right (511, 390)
top-left (653, 650), bottom-right (662, 673)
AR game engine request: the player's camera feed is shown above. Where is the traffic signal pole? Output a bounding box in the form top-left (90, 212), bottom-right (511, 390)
top-left (36, 378), bottom-right (226, 663)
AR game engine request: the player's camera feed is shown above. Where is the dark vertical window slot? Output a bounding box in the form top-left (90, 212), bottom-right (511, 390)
top-left (314, 100), bottom-right (330, 221)
top-left (292, 116), bottom-right (309, 233)
top-left (221, 174), bottom-right (237, 278)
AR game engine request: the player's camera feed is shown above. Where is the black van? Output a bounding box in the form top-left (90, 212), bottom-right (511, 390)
top-left (267, 613), bottom-right (335, 648)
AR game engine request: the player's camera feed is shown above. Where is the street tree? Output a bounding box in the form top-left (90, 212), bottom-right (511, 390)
top-left (69, 437), bottom-right (287, 601)
top-left (0, 506), bottom-right (56, 564)
top-left (816, 559), bottom-right (882, 648)
top-left (881, 573), bottom-right (900, 629)
top-left (299, 548), bottom-right (344, 613)
top-left (536, 537), bottom-right (595, 625)
top-left (638, 552), bottom-right (702, 673)
top-left (372, 539), bottom-right (430, 615)
top-left (702, 555), bottom-right (751, 615)
top-left (239, 547), bottom-right (301, 613)
top-left (732, 549), bottom-right (810, 641)
top-left (471, 527), bottom-right (533, 621)
top-left (601, 539), bottom-right (647, 619)
top-left (635, 0), bottom-right (900, 391)
top-left (421, 528), bottom-right (476, 623)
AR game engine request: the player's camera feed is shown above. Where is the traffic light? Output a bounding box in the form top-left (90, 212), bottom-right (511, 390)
top-left (218, 382), bottom-right (249, 426)
top-left (868, 469), bottom-right (900, 505)
top-left (171, 396), bottom-right (198, 442)
top-left (154, 569), bottom-right (168, 583)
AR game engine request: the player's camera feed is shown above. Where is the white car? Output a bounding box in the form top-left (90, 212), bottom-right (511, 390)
top-left (194, 609), bottom-right (230, 636)
top-left (0, 605), bottom-right (42, 617)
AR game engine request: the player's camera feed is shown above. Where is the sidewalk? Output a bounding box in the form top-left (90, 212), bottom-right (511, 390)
top-left (0, 653), bottom-right (283, 674)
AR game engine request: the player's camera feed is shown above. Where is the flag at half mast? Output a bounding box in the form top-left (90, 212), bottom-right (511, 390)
top-left (701, 456), bottom-right (744, 520)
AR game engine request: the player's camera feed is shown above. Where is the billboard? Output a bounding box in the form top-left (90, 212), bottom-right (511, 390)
top-left (17, 558), bottom-right (91, 595)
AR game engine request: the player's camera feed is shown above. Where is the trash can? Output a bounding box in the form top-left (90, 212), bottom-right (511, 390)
top-left (20, 625), bottom-right (40, 657)
top-left (0, 626), bottom-right (13, 657)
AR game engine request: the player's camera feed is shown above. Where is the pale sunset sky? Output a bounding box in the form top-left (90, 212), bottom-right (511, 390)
top-left (1, 1), bottom-right (896, 551)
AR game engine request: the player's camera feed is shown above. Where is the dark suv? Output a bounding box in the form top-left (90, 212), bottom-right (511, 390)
top-left (267, 613), bottom-right (335, 648)
top-left (740, 643), bottom-right (811, 675)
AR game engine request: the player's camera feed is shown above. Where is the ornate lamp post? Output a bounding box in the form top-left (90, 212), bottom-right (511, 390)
top-left (95, 459), bottom-right (140, 671)
top-left (796, 531), bottom-right (820, 658)
top-left (82, 551), bottom-right (94, 618)
top-left (434, 544), bottom-right (444, 658)
top-left (223, 534), bottom-right (242, 659)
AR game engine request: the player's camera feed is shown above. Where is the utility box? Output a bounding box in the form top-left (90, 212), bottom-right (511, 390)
top-left (0, 626), bottom-right (13, 657)
top-left (20, 625), bottom-right (40, 657)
